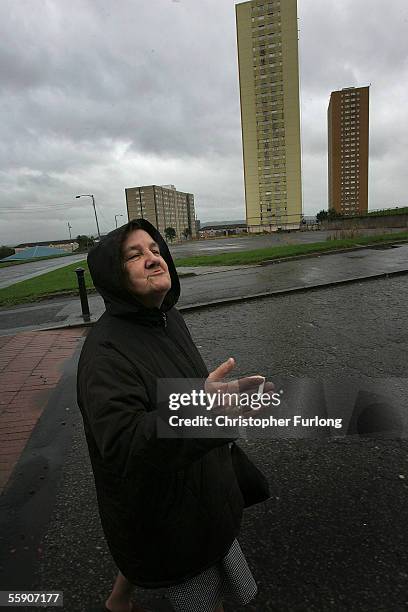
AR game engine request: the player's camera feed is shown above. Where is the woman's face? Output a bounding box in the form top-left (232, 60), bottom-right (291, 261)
top-left (122, 229), bottom-right (171, 308)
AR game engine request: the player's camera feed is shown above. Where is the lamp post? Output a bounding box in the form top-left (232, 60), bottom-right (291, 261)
top-left (75, 194), bottom-right (101, 239)
top-left (115, 214), bottom-right (124, 229)
top-left (67, 222), bottom-right (73, 252)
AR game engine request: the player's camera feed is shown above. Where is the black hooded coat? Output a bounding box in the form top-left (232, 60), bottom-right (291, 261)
top-left (77, 219), bottom-right (244, 588)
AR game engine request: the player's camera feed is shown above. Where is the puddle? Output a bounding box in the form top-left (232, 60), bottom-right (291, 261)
top-left (370, 244), bottom-right (402, 250)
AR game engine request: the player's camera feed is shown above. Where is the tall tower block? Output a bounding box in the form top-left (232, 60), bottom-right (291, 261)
top-left (328, 86), bottom-right (369, 215)
top-left (236, 0), bottom-right (302, 230)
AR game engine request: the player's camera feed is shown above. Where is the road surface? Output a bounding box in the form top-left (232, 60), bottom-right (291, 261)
top-left (2, 276), bottom-right (407, 611)
top-left (169, 227), bottom-right (406, 257)
top-left (1, 228), bottom-right (405, 288)
top-left (1, 243), bottom-right (407, 336)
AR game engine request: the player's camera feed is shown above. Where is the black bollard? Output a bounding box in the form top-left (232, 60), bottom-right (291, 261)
top-left (75, 267), bottom-right (91, 322)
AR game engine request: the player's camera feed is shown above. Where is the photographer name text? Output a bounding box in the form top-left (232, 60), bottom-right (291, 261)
top-left (168, 414), bottom-right (343, 429)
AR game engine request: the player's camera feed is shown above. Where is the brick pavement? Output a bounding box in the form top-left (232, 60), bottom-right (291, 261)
top-left (0, 329), bottom-right (84, 493)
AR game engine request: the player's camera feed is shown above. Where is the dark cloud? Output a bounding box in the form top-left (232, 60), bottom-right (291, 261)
top-left (0, 0), bottom-right (407, 243)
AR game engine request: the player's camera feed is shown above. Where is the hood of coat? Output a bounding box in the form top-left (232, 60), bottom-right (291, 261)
top-left (87, 219), bottom-right (180, 318)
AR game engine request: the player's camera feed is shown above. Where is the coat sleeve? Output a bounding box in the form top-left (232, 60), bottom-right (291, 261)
top-left (79, 350), bottom-right (236, 476)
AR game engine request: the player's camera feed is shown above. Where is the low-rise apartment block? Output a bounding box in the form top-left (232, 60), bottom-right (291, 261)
top-left (125, 185), bottom-right (196, 240)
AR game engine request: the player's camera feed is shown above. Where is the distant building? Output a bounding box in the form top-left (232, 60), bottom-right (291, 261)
top-left (199, 223), bottom-right (248, 238)
top-left (14, 239), bottom-right (78, 253)
top-left (328, 86), bottom-right (369, 216)
top-left (125, 185), bottom-right (196, 240)
top-left (302, 215), bottom-right (317, 223)
top-left (235, 0), bottom-right (302, 231)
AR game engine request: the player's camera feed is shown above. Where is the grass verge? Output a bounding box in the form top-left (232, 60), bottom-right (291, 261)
top-left (0, 231), bottom-right (407, 307)
top-left (173, 231), bottom-right (408, 267)
top-left (0, 260), bottom-right (92, 307)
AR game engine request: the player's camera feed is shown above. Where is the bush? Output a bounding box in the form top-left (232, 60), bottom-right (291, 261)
top-left (0, 246), bottom-right (15, 260)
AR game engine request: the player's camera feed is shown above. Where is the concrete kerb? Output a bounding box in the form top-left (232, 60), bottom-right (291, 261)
top-left (38, 267), bottom-right (408, 332)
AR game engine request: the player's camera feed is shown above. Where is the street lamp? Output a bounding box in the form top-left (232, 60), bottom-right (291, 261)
top-left (115, 214), bottom-right (124, 229)
top-left (75, 194), bottom-right (101, 239)
top-left (67, 221), bottom-right (73, 252)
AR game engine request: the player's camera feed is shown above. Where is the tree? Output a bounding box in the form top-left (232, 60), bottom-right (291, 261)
top-left (182, 227), bottom-right (191, 240)
top-left (0, 246), bottom-right (15, 260)
top-left (75, 235), bottom-right (95, 251)
top-left (316, 210), bottom-right (328, 223)
top-left (164, 227), bottom-right (176, 243)
top-left (327, 209), bottom-right (343, 220)
top-left (316, 209), bottom-right (343, 223)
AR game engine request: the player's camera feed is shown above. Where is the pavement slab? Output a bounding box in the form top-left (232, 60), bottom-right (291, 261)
top-left (0, 329), bottom-right (84, 493)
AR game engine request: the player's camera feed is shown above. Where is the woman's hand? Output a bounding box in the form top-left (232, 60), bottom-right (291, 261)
top-left (205, 357), bottom-right (274, 415)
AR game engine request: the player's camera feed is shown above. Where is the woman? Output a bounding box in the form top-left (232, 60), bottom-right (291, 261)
top-left (77, 219), bottom-right (262, 612)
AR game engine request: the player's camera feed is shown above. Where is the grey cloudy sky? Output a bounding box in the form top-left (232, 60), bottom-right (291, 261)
top-left (1, 0), bottom-right (407, 245)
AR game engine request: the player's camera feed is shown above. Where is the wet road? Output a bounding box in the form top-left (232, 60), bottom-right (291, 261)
top-left (7, 275), bottom-right (407, 612)
top-left (0, 244), bottom-right (407, 336)
top-left (1, 228), bottom-right (405, 289)
top-left (0, 254), bottom-right (86, 289)
top-left (169, 227), bottom-right (405, 258)
top-left (179, 243), bottom-right (408, 307)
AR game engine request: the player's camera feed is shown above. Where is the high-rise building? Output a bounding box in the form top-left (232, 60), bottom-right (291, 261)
top-left (125, 185), bottom-right (196, 240)
top-left (235, 0), bottom-right (302, 231)
top-left (328, 86), bottom-right (369, 216)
